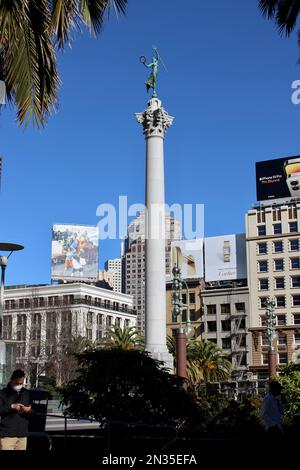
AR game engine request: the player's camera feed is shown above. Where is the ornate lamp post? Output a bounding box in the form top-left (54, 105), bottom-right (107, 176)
top-left (172, 266), bottom-right (195, 380)
top-left (265, 297), bottom-right (277, 379)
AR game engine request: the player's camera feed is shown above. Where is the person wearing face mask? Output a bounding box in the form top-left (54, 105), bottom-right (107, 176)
top-left (0, 369), bottom-right (32, 450)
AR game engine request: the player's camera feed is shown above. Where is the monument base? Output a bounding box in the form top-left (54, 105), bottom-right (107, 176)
top-left (146, 348), bottom-right (174, 373)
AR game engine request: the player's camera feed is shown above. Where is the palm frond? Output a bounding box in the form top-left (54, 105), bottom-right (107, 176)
top-left (259, 0), bottom-right (279, 18)
top-left (1, 0), bottom-right (59, 126)
top-left (259, 0), bottom-right (300, 36)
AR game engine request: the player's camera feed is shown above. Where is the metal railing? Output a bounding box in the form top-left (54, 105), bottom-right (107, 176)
top-left (30, 412), bottom-right (178, 453)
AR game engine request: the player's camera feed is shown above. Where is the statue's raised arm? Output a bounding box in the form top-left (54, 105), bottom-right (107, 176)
top-left (140, 47), bottom-right (161, 98)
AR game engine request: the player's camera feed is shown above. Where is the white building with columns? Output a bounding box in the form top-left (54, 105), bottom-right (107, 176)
top-left (2, 283), bottom-right (135, 375)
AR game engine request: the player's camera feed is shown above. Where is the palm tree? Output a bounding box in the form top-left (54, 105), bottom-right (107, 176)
top-left (167, 335), bottom-right (202, 382)
top-left (102, 325), bottom-right (144, 350)
top-left (0, 0), bottom-right (127, 127)
top-left (167, 336), bottom-right (231, 383)
top-left (259, 1), bottom-right (300, 46)
top-left (188, 340), bottom-right (231, 383)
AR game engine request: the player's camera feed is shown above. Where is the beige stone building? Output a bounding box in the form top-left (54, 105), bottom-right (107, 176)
top-left (246, 201), bottom-right (300, 379)
top-left (166, 279), bottom-right (203, 340)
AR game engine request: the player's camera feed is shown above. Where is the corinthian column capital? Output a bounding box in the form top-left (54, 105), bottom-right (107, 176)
top-left (136, 97), bottom-right (174, 139)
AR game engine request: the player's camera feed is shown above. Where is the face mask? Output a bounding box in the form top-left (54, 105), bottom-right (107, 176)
top-left (12, 385), bottom-right (23, 392)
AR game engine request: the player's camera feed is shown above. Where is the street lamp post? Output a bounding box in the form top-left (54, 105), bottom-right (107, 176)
top-left (0, 243), bottom-right (24, 385)
top-left (172, 266), bottom-right (195, 381)
top-left (265, 297), bottom-right (277, 379)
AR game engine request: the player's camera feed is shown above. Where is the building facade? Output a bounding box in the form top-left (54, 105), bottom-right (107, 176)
top-left (104, 258), bottom-right (122, 293)
top-left (3, 283), bottom-right (135, 381)
top-left (201, 281), bottom-right (250, 380)
top-left (246, 201), bottom-right (300, 378)
top-left (123, 212), bottom-right (182, 331)
top-left (166, 278), bottom-right (203, 340)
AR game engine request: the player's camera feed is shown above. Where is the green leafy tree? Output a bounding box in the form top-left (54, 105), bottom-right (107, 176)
top-left (100, 325), bottom-right (144, 350)
top-left (167, 336), bottom-right (231, 383)
top-left (60, 348), bottom-right (202, 427)
top-left (0, 0), bottom-right (127, 126)
top-left (278, 358), bottom-right (300, 420)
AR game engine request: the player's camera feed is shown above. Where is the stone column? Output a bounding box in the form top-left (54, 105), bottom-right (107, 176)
top-left (136, 97), bottom-right (174, 370)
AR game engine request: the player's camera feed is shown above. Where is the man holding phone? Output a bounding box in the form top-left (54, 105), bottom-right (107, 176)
top-left (0, 369), bottom-right (32, 450)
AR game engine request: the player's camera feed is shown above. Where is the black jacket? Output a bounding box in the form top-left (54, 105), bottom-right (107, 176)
top-left (0, 384), bottom-right (31, 437)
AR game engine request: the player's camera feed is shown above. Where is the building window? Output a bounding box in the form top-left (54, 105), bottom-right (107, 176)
top-left (258, 260), bottom-right (268, 273)
top-left (289, 239), bottom-right (299, 251)
top-left (262, 353), bottom-right (269, 365)
top-left (293, 314), bottom-right (300, 325)
top-left (273, 224), bottom-right (282, 235)
top-left (257, 211), bottom-right (266, 223)
top-left (275, 277), bottom-right (285, 289)
top-left (259, 279), bottom-right (269, 290)
top-left (182, 293), bottom-right (187, 305)
top-left (276, 296), bottom-right (286, 308)
top-left (273, 241), bottom-right (283, 253)
top-left (221, 320), bottom-right (231, 332)
top-left (291, 276), bottom-right (300, 288)
top-left (207, 305), bottom-right (217, 315)
top-left (258, 243), bottom-right (267, 254)
top-left (207, 321), bottom-right (217, 332)
top-left (221, 304), bottom-right (230, 314)
top-left (261, 332), bottom-right (269, 346)
top-left (278, 353), bottom-right (288, 364)
top-left (274, 259), bottom-right (284, 271)
top-left (222, 337), bottom-right (231, 349)
top-left (278, 333), bottom-right (287, 345)
top-left (235, 303), bottom-right (245, 313)
top-left (260, 297), bottom-right (267, 309)
top-left (293, 295), bottom-right (300, 306)
top-left (291, 257), bottom-right (300, 269)
top-left (289, 222), bottom-right (298, 233)
top-left (260, 315), bottom-right (266, 326)
top-left (190, 309), bottom-right (196, 321)
top-left (294, 333), bottom-right (300, 345)
top-left (258, 226), bottom-right (266, 236)
top-left (277, 315), bottom-right (286, 326)
top-left (189, 293), bottom-right (195, 304)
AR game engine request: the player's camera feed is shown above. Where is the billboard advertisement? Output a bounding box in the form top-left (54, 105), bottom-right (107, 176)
top-left (171, 239), bottom-right (204, 279)
top-left (51, 224), bottom-right (99, 281)
top-left (256, 156), bottom-right (300, 201)
top-left (204, 234), bottom-right (246, 282)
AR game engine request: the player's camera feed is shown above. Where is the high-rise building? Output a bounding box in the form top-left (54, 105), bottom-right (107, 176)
top-left (246, 201), bottom-right (300, 379)
top-left (123, 212), bottom-right (182, 332)
top-left (104, 258), bottom-right (122, 293)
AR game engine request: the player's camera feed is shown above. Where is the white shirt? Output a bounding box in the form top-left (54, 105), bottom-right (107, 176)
top-left (261, 393), bottom-right (284, 430)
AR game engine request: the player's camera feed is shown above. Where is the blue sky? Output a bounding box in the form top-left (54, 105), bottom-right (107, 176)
top-left (1, 0), bottom-right (300, 285)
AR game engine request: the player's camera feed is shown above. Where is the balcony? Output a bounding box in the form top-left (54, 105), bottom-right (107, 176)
top-left (4, 297), bottom-right (136, 316)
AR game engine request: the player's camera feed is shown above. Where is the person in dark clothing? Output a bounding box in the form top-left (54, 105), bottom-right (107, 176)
top-left (0, 369), bottom-right (32, 450)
